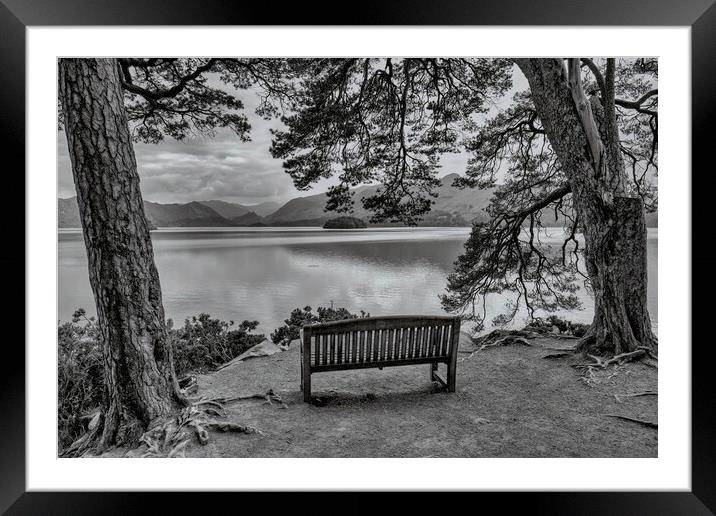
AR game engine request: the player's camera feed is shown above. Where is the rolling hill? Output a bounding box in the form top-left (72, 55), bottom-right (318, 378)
top-left (59, 197), bottom-right (233, 228)
top-left (244, 201), bottom-right (282, 217)
top-left (265, 173), bottom-right (495, 226)
top-left (58, 175), bottom-right (657, 229)
top-left (229, 211), bottom-right (264, 226)
top-left (143, 201), bottom-right (230, 227)
top-left (197, 199), bottom-right (282, 218)
top-left (198, 200), bottom-right (250, 219)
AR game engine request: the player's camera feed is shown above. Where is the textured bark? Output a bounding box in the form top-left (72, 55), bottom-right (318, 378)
top-left (59, 58), bottom-right (185, 449)
top-left (515, 58), bottom-right (656, 354)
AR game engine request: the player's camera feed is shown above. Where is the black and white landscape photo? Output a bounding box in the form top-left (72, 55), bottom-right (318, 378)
top-left (57, 57), bottom-right (658, 458)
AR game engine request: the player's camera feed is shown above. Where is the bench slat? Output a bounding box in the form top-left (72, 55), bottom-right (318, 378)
top-left (321, 334), bottom-right (326, 365)
top-left (400, 327), bottom-right (408, 359)
top-left (441, 325), bottom-right (450, 356)
top-left (350, 332), bottom-right (355, 362)
top-left (393, 328), bottom-right (401, 360)
top-left (359, 330), bottom-right (365, 363)
top-left (338, 332), bottom-right (344, 365)
top-left (350, 330), bottom-right (356, 363)
top-left (386, 328), bottom-right (392, 360)
top-left (420, 324), bottom-right (429, 358)
top-left (330, 333), bottom-right (336, 364)
top-left (435, 325), bottom-right (443, 357)
top-left (372, 329), bottom-right (380, 362)
top-left (428, 325), bottom-right (436, 357)
top-left (416, 325), bottom-right (424, 358)
top-left (428, 326), bottom-right (442, 357)
top-left (366, 330), bottom-right (372, 363)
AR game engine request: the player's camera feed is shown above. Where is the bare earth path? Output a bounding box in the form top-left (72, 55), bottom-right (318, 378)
top-left (184, 334), bottom-right (657, 458)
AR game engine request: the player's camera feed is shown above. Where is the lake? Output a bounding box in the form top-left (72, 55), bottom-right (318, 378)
top-left (58, 227), bottom-right (658, 335)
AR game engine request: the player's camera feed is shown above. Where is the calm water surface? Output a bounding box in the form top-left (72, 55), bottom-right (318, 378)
top-left (58, 227), bottom-right (658, 335)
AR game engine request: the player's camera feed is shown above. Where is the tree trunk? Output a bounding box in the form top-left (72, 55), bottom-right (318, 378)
top-left (59, 58), bottom-right (185, 450)
top-left (515, 58), bottom-right (656, 355)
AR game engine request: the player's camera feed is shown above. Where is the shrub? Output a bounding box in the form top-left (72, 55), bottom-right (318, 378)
top-left (58, 309), bottom-right (104, 453)
top-left (58, 309), bottom-right (264, 455)
top-left (524, 315), bottom-right (589, 337)
top-left (170, 313), bottom-right (264, 375)
top-left (270, 305), bottom-right (369, 344)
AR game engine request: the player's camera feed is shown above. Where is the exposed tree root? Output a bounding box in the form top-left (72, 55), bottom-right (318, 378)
top-left (138, 401), bottom-right (264, 457)
top-left (572, 347), bottom-right (658, 370)
top-left (65, 393), bottom-right (284, 458)
top-left (63, 411), bottom-right (102, 457)
top-left (606, 414), bottom-right (658, 429)
top-left (463, 329), bottom-right (580, 362)
top-left (571, 346), bottom-right (657, 387)
top-left (461, 330), bottom-right (536, 361)
top-left (211, 389), bottom-right (288, 409)
top-left (577, 329), bottom-right (658, 357)
top-left (541, 351), bottom-right (576, 360)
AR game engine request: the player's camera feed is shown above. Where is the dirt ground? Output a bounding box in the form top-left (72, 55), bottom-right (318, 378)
top-left (180, 333), bottom-right (657, 458)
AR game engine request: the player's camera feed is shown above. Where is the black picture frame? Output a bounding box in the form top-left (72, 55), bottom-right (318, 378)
top-left (3, 0), bottom-right (713, 513)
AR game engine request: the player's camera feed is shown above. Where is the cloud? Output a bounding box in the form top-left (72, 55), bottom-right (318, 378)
top-left (57, 87), bottom-right (312, 205)
top-left (58, 67), bottom-right (528, 205)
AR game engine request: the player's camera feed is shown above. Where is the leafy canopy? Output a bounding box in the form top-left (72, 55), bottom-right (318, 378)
top-left (271, 58), bottom-right (513, 224)
top-left (59, 58), bottom-right (300, 144)
top-left (271, 58), bottom-right (657, 330)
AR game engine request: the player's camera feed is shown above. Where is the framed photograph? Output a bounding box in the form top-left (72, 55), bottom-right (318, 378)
top-left (5, 0), bottom-right (714, 512)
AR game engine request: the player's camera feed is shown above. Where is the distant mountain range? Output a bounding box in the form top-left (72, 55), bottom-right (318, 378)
top-left (58, 197), bottom-right (283, 229)
top-left (58, 173), bottom-right (657, 228)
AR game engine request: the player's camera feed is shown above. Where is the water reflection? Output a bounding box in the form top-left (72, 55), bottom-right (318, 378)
top-left (58, 227), bottom-right (657, 335)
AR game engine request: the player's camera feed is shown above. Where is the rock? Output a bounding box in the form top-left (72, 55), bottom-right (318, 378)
top-left (215, 339), bottom-right (287, 371)
top-left (235, 339), bottom-right (284, 361)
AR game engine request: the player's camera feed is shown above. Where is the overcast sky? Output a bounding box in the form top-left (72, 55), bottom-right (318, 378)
top-left (57, 66), bottom-right (527, 206)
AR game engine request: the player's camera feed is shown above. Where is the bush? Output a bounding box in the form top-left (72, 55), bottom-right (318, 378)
top-left (58, 309), bottom-right (265, 455)
top-left (270, 305), bottom-right (369, 344)
top-left (524, 315), bottom-right (589, 337)
top-left (170, 313), bottom-right (264, 375)
top-left (58, 309), bottom-right (104, 454)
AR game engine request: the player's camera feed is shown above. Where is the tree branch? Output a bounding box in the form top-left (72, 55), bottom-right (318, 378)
top-left (119, 58), bottom-right (217, 102)
top-left (567, 58), bottom-right (604, 176)
top-left (614, 89), bottom-right (658, 115)
top-left (581, 58), bottom-right (606, 96)
top-left (515, 184), bottom-right (572, 222)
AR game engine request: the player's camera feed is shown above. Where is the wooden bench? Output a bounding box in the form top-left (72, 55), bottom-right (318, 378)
top-left (300, 315), bottom-right (461, 402)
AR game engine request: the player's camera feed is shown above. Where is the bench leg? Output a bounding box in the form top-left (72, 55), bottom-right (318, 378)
top-left (429, 362), bottom-right (438, 382)
top-left (447, 361), bottom-right (456, 393)
top-left (302, 373), bottom-right (311, 402)
top-left (301, 329), bottom-right (312, 402)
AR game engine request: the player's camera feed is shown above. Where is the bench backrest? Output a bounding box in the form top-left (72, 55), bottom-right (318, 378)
top-left (302, 315), bottom-right (461, 371)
